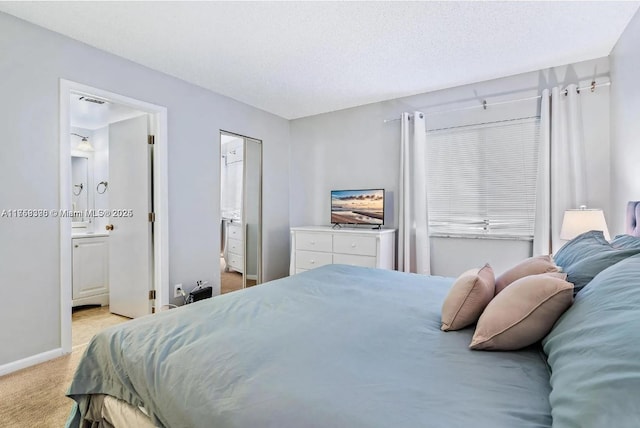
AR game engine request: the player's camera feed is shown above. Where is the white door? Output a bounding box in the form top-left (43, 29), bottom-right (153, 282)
top-left (108, 115), bottom-right (152, 318)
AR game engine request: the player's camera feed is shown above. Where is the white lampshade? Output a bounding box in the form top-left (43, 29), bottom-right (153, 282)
top-left (76, 137), bottom-right (94, 152)
top-left (560, 207), bottom-right (610, 241)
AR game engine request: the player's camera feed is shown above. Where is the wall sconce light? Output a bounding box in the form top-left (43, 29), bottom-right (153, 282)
top-left (71, 132), bottom-right (94, 152)
top-left (560, 205), bottom-right (610, 241)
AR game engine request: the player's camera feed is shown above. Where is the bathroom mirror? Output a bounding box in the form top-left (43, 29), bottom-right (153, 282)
top-left (71, 151), bottom-right (94, 229)
top-left (220, 132), bottom-right (262, 293)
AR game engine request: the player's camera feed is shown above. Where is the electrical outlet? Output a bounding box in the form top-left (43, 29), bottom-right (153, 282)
top-left (174, 284), bottom-right (183, 298)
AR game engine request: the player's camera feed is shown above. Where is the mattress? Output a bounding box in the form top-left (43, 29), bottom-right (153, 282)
top-left (67, 264), bottom-right (552, 427)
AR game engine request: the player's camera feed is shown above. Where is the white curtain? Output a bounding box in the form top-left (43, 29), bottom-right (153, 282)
top-left (533, 89), bottom-right (551, 256)
top-left (398, 111), bottom-right (430, 274)
top-left (534, 84), bottom-right (587, 255)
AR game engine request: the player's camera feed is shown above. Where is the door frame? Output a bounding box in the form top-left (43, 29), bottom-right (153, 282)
top-left (59, 79), bottom-right (169, 353)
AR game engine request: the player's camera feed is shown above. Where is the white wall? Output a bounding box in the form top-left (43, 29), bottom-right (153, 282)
top-left (610, 9), bottom-right (640, 236)
top-left (0, 12), bottom-right (290, 366)
top-left (431, 237), bottom-right (532, 278)
top-left (290, 57), bottom-right (611, 276)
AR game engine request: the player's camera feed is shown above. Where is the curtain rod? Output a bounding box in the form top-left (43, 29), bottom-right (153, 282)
top-left (383, 81), bottom-right (611, 123)
top-left (426, 115), bottom-right (540, 133)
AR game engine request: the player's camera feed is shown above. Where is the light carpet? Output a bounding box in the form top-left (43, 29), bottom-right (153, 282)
top-left (220, 257), bottom-right (257, 294)
top-left (0, 306), bottom-right (129, 428)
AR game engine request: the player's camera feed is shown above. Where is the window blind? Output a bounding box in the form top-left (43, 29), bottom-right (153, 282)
top-left (426, 117), bottom-right (540, 238)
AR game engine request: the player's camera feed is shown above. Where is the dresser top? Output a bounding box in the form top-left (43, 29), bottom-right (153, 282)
top-left (291, 225), bottom-right (396, 235)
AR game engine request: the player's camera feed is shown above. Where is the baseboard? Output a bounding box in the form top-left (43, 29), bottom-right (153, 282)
top-left (72, 293), bottom-right (109, 307)
top-left (0, 348), bottom-right (65, 377)
top-left (246, 274), bottom-right (257, 280)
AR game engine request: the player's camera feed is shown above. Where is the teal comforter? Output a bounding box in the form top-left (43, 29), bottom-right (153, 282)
top-left (67, 265), bottom-right (551, 427)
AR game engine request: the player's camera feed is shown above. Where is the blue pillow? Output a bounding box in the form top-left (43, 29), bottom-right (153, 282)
top-left (611, 234), bottom-right (640, 250)
top-left (542, 254), bottom-right (640, 428)
top-left (562, 248), bottom-right (640, 294)
top-left (553, 230), bottom-right (610, 268)
top-left (553, 231), bottom-right (640, 294)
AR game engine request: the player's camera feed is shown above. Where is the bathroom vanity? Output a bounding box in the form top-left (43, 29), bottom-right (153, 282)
top-left (72, 233), bottom-right (109, 307)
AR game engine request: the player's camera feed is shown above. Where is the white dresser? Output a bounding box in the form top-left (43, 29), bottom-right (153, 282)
top-left (223, 220), bottom-right (244, 273)
top-left (290, 226), bottom-right (396, 275)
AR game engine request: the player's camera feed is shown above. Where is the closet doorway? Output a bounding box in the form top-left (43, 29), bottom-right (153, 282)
top-left (220, 131), bottom-right (262, 293)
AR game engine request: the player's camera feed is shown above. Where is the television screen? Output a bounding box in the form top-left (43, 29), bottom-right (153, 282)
top-left (331, 189), bottom-right (384, 225)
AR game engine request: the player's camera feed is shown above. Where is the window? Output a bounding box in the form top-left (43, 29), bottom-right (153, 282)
top-left (426, 117), bottom-right (540, 238)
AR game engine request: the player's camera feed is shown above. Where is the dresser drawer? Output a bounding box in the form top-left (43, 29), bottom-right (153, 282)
top-left (227, 238), bottom-right (243, 256)
top-left (333, 235), bottom-right (377, 256)
top-left (334, 253), bottom-right (377, 268)
top-left (227, 252), bottom-right (243, 270)
top-left (296, 250), bottom-right (333, 270)
top-left (295, 232), bottom-right (333, 252)
top-left (289, 227), bottom-right (396, 276)
top-left (227, 223), bottom-right (242, 240)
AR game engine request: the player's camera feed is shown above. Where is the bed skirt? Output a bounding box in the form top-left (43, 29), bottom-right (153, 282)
top-left (78, 394), bottom-right (156, 428)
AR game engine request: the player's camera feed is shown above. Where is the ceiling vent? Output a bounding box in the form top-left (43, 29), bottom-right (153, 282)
top-left (79, 96), bottom-right (107, 105)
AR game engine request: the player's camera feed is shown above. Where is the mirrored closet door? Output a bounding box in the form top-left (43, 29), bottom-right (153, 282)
top-left (220, 131), bottom-right (262, 293)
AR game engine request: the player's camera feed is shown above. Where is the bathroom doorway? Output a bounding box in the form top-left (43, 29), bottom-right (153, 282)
top-left (220, 131), bottom-right (262, 293)
top-left (59, 80), bottom-right (169, 354)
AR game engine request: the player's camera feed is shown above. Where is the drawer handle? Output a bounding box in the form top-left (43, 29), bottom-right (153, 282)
top-left (351, 243), bottom-right (357, 248)
top-left (310, 241), bottom-right (315, 245)
top-left (310, 260), bottom-right (315, 264)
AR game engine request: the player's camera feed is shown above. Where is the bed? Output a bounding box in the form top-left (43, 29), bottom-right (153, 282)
top-left (66, 202), bottom-right (640, 428)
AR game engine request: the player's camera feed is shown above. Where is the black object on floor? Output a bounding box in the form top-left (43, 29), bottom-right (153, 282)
top-left (189, 286), bottom-right (213, 303)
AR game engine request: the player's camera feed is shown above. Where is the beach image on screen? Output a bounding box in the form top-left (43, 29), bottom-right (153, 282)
top-left (331, 189), bottom-right (384, 225)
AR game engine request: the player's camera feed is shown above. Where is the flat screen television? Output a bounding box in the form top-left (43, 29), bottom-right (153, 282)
top-left (331, 189), bottom-right (384, 226)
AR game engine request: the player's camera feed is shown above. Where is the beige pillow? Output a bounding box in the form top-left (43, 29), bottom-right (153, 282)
top-left (441, 264), bottom-right (495, 332)
top-left (494, 255), bottom-right (560, 295)
top-left (470, 272), bottom-right (573, 351)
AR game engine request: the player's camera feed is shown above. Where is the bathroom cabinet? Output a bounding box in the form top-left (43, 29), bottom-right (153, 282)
top-left (72, 235), bottom-right (109, 307)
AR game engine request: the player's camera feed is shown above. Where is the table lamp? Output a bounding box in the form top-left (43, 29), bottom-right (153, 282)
top-left (560, 206), bottom-right (610, 241)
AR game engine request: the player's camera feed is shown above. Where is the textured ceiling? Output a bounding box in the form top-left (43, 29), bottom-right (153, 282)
top-left (1, 1), bottom-right (638, 119)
